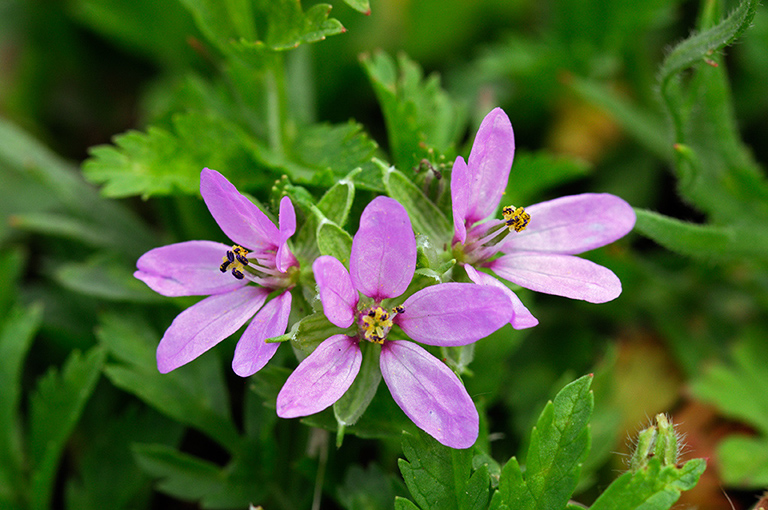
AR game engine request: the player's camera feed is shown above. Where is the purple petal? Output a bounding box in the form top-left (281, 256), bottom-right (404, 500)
top-left (465, 108), bottom-right (515, 224)
top-left (199, 168), bottom-right (279, 249)
top-left (451, 156), bottom-right (470, 244)
top-left (276, 335), bottom-right (362, 418)
top-left (350, 196), bottom-right (416, 301)
top-left (276, 196), bottom-right (298, 273)
top-left (313, 256), bottom-right (358, 328)
top-left (502, 193), bottom-right (636, 255)
top-left (156, 286), bottom-right (269, 373)
top-left (232, 290), bottom-right (292, 377)
top-left (489, 252), bottom-right (622, 303)
top-left (464, 265), bottom-right (538, 329)
top-left (135, 240), bottom-right (246, 297)
top-left (395, 282), bottom-right (511, 346)
top-left (380, 340), bottom-right (478, 449)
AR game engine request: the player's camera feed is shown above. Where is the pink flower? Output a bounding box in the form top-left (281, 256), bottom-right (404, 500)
top-left (276, 197), bottom-right (512, 449)
top-left (135, 168), bottom-right (298, 375)
top-left (452, 108), bottom-right (635, 321)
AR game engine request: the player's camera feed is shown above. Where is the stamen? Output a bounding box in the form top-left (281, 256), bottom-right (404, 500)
top-left (502, 205), bottom-right (530, 232)
top-left (220, 245), bottom-right (250, 280)
top-left (360, 305), bottom-right (404, 344)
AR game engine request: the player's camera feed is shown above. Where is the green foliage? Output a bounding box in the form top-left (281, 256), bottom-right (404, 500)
top-left (588, 458), bottom-right (706, 510)
top-left (489, 375), bottom-right (593, 510)
top-left (97, 313), bottom-right (241, 453)
top-left (398, 429), bottom-right (490, 510)
top-left (362, 51), bottom-right (463, 171)
top-left (0, 305), bottom-right (43, 508)
top-left (29, 347), bottom-right (105, 510)
top-left (692, 331), bottom-right (768, 488)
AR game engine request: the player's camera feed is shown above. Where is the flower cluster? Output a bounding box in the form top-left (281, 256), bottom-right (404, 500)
top-left (135, 108), bottom-right (635, 448)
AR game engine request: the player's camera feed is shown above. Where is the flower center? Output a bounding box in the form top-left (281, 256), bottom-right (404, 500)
top-left (360, 305), bottom-right (405, 344)
top-left (502, 205), bottom-right (530, 232)
top-left (220, 245), bottom-right (250, 280)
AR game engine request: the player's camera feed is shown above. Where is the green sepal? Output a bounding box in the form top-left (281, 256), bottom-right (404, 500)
top-left (334, 342), bottom-right (382, 446)
top-left (286, 312), bottom-right (343, 356)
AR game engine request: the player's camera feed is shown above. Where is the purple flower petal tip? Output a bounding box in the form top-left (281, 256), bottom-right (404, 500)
top-left (505, 193), bottom-right (636, 255)
top-left (463, 265), bottom-right (538, 329)
top-left (232, 290), bottom-right (292, 377)
top-left (490, 252), bottom-right (623, 303)
top-left (313, 256), bottom-right (358, 328)
top-left (396, 282), bottom-right (512, 346)
top-left (276, 335), bottom-right (362, 418)
top-left (350, 196), bottom-right (416, 301)
top-left (381, 341), bottom-right (478, 449)
top-left (200, 167), bottom-right (279, 249)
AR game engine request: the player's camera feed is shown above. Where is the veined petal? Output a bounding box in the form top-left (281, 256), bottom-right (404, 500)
top-left (276, 196), bottom-right (298, 273)
top-left (276, 335), bottom-right (362, 418)
top-left (396, 282), bottom-right (511, 346)
top-left (503, 193), bottom-right (636, 255)
top-left (465, 108), bottom-right (515, 224)
top-left (451, 156), bottom-right (470, 244)
top-left (464, 265), bottom-right (538, 329)
top-left (489, 252), bottom-right (622, 303)
top-left (350, 196), bottom-right (416, 301)
top-left (156, 286), bottom-right (269, 373)
top-left (314, 256), bottom-right (358, 328)
top-left (232, 290), bottom-right (292, 377)
top-left (200, 168), bottom-right (279, 249)
top-left (135, 240), bottom-right (245, 297)
top-left (380, 341), bottom-right (478, 449)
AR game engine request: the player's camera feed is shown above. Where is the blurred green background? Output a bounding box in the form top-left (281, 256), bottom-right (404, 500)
top-left (1, 0), bottom-right (767, 508)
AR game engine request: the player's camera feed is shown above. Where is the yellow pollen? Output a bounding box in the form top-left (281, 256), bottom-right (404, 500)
top-left (502, 205), bottom-right (531, 232)
top-left (220, 245), bottom-right (250, 280)
top-left (361, 306), bottom-right (402, 344)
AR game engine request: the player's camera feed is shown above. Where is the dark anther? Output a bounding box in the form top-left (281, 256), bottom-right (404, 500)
top-left (232, 269), bottom-right (245, 280)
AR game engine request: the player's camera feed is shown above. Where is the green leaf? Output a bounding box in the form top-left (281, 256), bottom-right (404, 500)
top-left (29, 347), bottom-right (106, 510)
top-left (381, 163), bottom-right (452, 246)
top-left (490, 375), bottom-right (593, 510)
top-left (0, 117), bottom-right (154, 254)
top-left (52, 255), bottom-right (166, 303)
top-left (362, 51), bottom-right (463, 170)
top-left (285, 312), bottom-right (343, 355)
top-left (633, 209), bottom-right (768, 262)
top-left (258, 0), bottom-right (344, 51)
top-left (83, 111), bottom-right (270, 199)
top-left (691, 332), bottom-right (768, 435)
top-left (133, 443), bottom-right (256, 506)
top-left (0, 304), bottom-right (43, 506)
top-left (289, 122), bottom-right (380, 188)
top-left (658, 0), bottom-right (759, 92)
top-left (395, 497), bottom-right (422, 510)
top-left (342, 0), bottom-right (370, 14)
top-left (658, 0), bottom-right (768, 225)
top-left (96, 313), bottom-right (241, 452)
top-left (588, 458), bottom-right (706, 510)
top-left (716, 435), bottom-right (768, 488)
top-left (398, 429), bottom-right (490, 510)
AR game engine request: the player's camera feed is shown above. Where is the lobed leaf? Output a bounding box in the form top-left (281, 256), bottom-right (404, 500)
top-left (29, 347), bottom-right (106, 510)
top-left (490, 374), bottom-right (593, 510)
top-left (398, 429), bottom-right (490, 510)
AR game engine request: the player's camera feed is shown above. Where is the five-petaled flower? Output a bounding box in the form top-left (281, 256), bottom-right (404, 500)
top-left (135, 168), bottom-right (298, 375)
top-left (451, 108), bottom-right (636, 323)
top-left (276, 196), bottom-right (513, 449)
